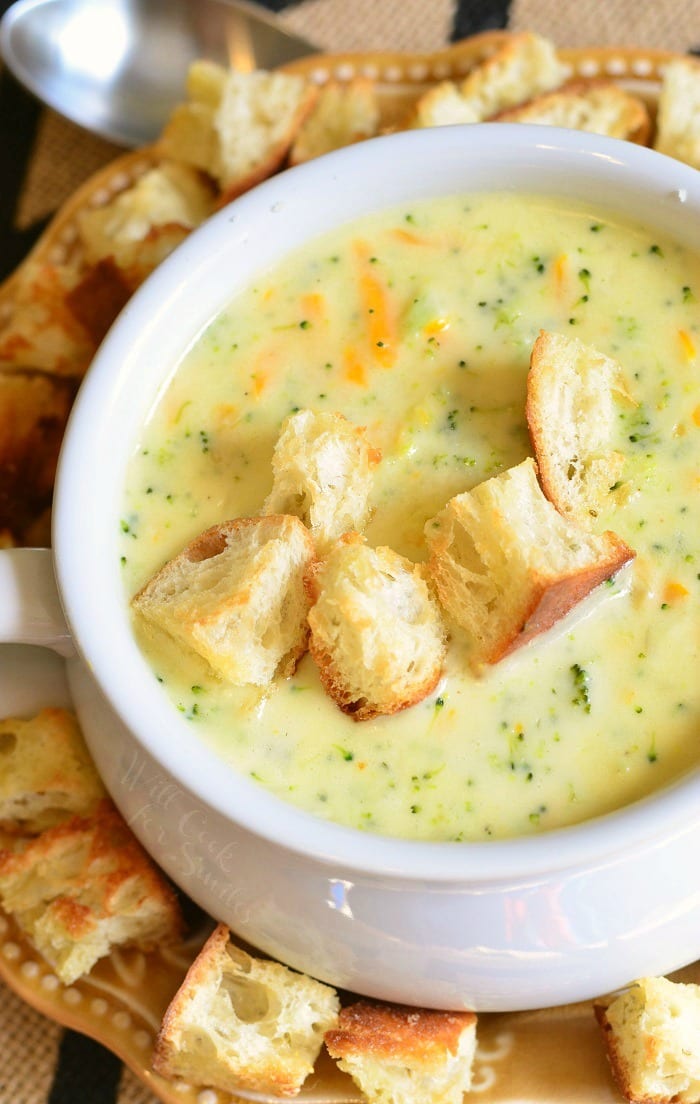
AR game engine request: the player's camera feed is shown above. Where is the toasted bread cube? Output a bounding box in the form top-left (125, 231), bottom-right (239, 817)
top-left (263, 409), bottom-right (379, 554)
top-left (0, 708), bottom-right (105, 834)
top-left (596, 977), bottom-right (700, 1104)
top-left (153, 923), bottom-right (339, 1097)
top-left (0, 799), bottom-right (181, 984)
top-left (412, 32), bottom-right (567, 127)
top-left (325, 999), bottom-right (477, 1104)
top-left (526, 330), bottom-right (634, 525)
top-left (425, 458), bottom-right (634, 666)
top-left (289, 80), bottom-right (380, 165)
top-left (307, 533), bottom-right (446, 721)
top-left (159, 62), bottom-right (316, 200)
top-left (497, 79), bottom-right (650, 143)
top-left (654, 58), bottom-right (700, 169)
top-left (133, 515), bottom-right (315, 687)
top-left (77, 163), bottom-right (214, 268)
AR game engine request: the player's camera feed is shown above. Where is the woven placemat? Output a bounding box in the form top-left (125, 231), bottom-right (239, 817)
top-left (2, 1), bottom-right (700, 1102)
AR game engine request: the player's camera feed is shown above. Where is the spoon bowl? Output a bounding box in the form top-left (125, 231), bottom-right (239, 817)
top-left (0, 0), bottom-right (316, 147)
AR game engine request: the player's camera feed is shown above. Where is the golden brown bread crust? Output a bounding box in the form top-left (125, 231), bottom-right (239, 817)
top-left (594, 1003), bottom-right (664, 1104)
top-left (491, 535), bottom-right (635, 663)
top-left (0, 367), bottom-right (79, 541)
top-left (325, 999), bottom-right (477, 1064)
top-left (495, 77), bottom-right (651, 143)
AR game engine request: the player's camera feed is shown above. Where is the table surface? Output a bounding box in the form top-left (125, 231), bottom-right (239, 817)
top-left (2, 1), bottom-right (700, 1102)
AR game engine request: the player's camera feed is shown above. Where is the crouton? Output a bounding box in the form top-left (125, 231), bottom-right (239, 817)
top-left (596, 976), bottom-right (700, 1103)
top-left (0, 261), bottom-right (96, 376)
top-left (0, 708), bottom-right (105, 834)
top-left (159, 62), bottom-right (317, 201)
top-left (132, 514), bottom-right (315, 687)
top-left (497, 79), bottom-right (650, 144)
top-left (654, 57), bottom-right (700, 169)
top-left (289, 80), bottom-right (380, 165)
top-left (325, 999), bottom-right (477, 1104)
top-left (411, 32), bottom-right (567, 127)
top-left (153, 923), bottom-right (339, 1097)
top-left (425, 458), bottom-right (634, 666)
top-left (76, 162), bottom-right (214, 269)
top-left (526, 330), bottom-right (634, 526)
top-left (263, 409), bottom-right (379, 554)
top-left (307, 533), bottom-right (446, 721)
top-left (0, 799), bottom-right (182, 984)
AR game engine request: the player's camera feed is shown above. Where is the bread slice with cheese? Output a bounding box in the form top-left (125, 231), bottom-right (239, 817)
top-left (411, 32), bottom-right (567, 128)
top-left (0, 708), bottom-right (105, 834)
top-left (289, 80), bottom-right (380, 165)
top-left (325, 999), bottom-right (477, 1104)
top-left (497, 79), bottom-right (650, 144)
top-left (132, 514), bottom-right (315, 687)
top-left (159, 61), bottom-right (317, 201)
top-left (263, 409), bottom-right (379, 554)
top-left (153, 923), bottom-right (339, 1097)
top-left (307, 533), bottom-right (446, 721)
top-left (425, 458), bottom-right (634, 666)
top-left (596, 976), bottom-right (700, 1103)
top-left (654, 57), bottom-right (700, 169)
top-left (526, 330), bottom-right (634, 526)
top-left (0, 799), bottom-right (181, 984)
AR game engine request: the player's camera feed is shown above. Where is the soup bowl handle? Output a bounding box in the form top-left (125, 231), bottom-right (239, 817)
top-left (0, 548), bottom-right (74, 657)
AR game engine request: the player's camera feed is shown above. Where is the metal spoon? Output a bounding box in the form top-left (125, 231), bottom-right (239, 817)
top-left (0, 0), bottom-right (317, 147)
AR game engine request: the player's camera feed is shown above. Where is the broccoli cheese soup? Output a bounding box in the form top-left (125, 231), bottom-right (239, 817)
top-left (121, 192), bottom-right (700, 842)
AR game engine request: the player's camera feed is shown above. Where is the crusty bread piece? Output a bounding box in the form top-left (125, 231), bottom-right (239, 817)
top-left (153, 923), bottom-right (339, 1097)
top-left (497, 79), bottom-right (650, 143)
top-left (0, 367), bottom-right (78, 541)
top-left (0, 260), bottom-right (96, 376)
top-left (654, 57), bottom-right (700, 169)
top-left (0, 799), bottom-right (182, 984)
top-left (411, 32), bottom-right (567, 127)
top-left (425, 458), bottom-right (634, 666)
top-left (596, 976), bottom-right (700, 1104)
top-left (289, 80), bottom-right (380, 165)
top-left (527, 330), bottom-right (634, 526)
top-left (159, 61), bottom-right (317, 201)
top-left (307, 533), bottom-right (446, 721)
top-left (263, 409), bottom-right (380, 554)
top-left (132, 515), bottom-right (315, 687)
top-left (325, 999), bottom-right (477, 1104)
top-left (0, 708), bottom-right (105, 834)
top-left (77, 162), bottom-right (214, 268)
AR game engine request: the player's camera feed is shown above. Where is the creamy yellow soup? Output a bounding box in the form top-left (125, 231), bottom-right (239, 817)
top-left (122, 192), bottom-right (700, 842)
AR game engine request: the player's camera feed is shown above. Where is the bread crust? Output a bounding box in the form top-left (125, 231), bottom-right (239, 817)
top-left (496, 78), bottom-right (651, 143)
top-left (153, 922), bottom-right (339, 1097)
top-left (307, 534), bottom-right (446, 721)
top-left (325, 1000), bottom-right (477, 1063)
top-left (132, 514), bottom-right (316, 686)
top-left (0, 798), bottom-right (182, 983)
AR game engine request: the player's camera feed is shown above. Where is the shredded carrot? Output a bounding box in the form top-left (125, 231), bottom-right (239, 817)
top-left (300, 292), bottom-right (326, 319)
top-left (262, 287), bottom-right (275, 303)
top-left (214, 403), bottom-right (239, 427)
top-left (553, 253), bottom-right (568, 294)
top-left (343, 346), bottom-right (367, 386)
top-left (391, 227), bottom-right (431, 246)
top-left (679, 328), bottom-right (697, 361)
top-left (663, 581), bottom-right (689, 603)
top-left (692, 405), bottom-right (700, 427)
top-left (252, 370), bottom-right (268, 397)
top-left (367, 446), bottom-right (382, 467)
top-left (354, 240), bottom-right (398, 368)
top-left (423, 317), bottom-right (450, 337)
